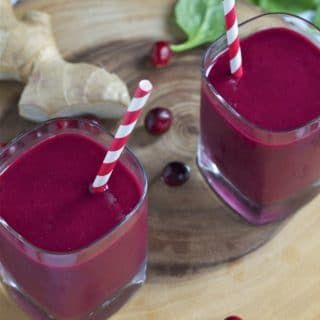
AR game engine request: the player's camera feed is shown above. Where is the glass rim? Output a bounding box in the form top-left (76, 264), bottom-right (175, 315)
top-left (201, 12), bottom-right (320, 135)
top-left (0, 118), bottom-right (148, 257)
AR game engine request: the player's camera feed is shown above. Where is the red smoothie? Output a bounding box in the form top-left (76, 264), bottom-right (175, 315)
top-left (200, 26), bottom-right (320, 223)
top-left (207, 28), bottom-right (320, 131)
top-left (0, 121), bottom-right (148, 319)
top-left (0, 133), bottom-right (141, 252)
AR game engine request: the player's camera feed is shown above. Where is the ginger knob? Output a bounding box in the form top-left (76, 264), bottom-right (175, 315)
top-left (0, 0), bottom-right (130, 122)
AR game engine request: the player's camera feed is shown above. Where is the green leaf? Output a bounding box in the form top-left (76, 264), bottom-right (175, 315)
top-left (247, 0), bottom-right (320, 28)
top-left (314, 4), bottom-right (320, 27)
top-left (250, 0), bottom-right (317, 14)
top-left (171, 0), bottom-right (225, 53)
top-left (247, 0), bottom-right (260, 5)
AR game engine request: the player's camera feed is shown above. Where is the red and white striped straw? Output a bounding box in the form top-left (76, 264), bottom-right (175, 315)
top-left (223, 0), bottom-right (243, 78)
top-left (91, 80), bottom-right (153, 193)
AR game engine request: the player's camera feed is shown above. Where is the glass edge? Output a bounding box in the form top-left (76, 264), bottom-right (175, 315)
top-left (0, 118), bottom-right (149, 257)
top-left (201, 12), bottom-right (320, 135)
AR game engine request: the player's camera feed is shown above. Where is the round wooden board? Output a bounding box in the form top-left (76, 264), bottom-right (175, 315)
top-left (0, 1), bottom-right (319, 319)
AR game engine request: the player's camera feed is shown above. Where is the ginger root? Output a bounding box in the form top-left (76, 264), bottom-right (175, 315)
top-left (0, 0), bottom-right (130, 121)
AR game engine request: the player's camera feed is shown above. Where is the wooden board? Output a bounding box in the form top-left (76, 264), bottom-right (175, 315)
top-left (0, 1), bottom-right (319, 319)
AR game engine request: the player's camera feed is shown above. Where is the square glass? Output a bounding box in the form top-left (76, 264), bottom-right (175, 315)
top-left (0, 118), bottom-right (148, 320)
top-left (198, 13), bottom-right (320, 224)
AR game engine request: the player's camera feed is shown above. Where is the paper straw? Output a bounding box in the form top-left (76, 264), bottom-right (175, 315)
top-left (91, 80), bottom-right (153, 193)
top-left (223, 0), bottom-right (243, 78)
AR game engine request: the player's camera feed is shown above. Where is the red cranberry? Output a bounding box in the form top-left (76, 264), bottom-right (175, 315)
top-left (224, 316), bottom-right (243, 320)
top-left (162, 162), bottom-right (190, 186)
top-left (145, 107), bottom-right (172, 135)
top-left (151, 41), bottom-right (172, 67)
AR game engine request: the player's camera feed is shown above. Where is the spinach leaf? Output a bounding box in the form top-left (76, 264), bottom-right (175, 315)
top-left (259, 0), bottom-right (317, 14)
top-left (248, 0), bottom-right (320, 28)
top-left (314, 4), bottom-right (320, 26)
top-left (171, 0), bottom-right (225, 53)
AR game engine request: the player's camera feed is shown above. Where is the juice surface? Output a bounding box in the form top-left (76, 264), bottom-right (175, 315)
top-left (208, 27), bottom-right (320, 131)
top-left (0, 133), bottom-right (142, 252)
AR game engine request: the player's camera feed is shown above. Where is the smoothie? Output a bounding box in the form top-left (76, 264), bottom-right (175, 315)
top-left (207, 28), bottom-right (320, 131)
top-left (200, 24), bottom-right (320, 223)
top-left (0, 120), bottom-right (148, 319)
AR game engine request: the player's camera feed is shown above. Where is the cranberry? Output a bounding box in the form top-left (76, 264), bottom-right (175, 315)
top-left (0, 143), bottom-right (7, 148)
top-left (224, 316), bottom-right (243, 320)
top-left (145, 107), bottom-right (172, 135)
top-left (150, 41), bottom-right (172, 67)
top-left (162, 162), bottom-right (190, 187)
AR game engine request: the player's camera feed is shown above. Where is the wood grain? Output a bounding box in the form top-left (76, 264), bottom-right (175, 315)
top-left (0, 1), bottom-right (319, 320)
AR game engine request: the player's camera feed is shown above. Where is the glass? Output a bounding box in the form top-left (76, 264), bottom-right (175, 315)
top-left (0, 118), bottom-right (148, 320)
top-left (198, 13), bottom-right (320, 225)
